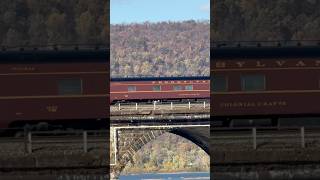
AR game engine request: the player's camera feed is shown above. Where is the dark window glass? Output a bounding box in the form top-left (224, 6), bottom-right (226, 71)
top-left (58, 79), bottom-right (82, 95)
top-left (128, 85), bottom-right (136, 91)
top-left (185, 85), bottom-right (193, 90)
top-left (153, 85), bottom-right (161, 91)
top-left (173, 85), bottom-right (183, 91)
top-left (212, 75), bottom-right (227, 92)
top-left (241, 75), bottom-right (265, 91)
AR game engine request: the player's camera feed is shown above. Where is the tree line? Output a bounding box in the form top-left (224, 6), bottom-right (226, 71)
top-left (212, 0), bottom-right (320, 41)
top-left (0, 0), bottom-right (108, 47)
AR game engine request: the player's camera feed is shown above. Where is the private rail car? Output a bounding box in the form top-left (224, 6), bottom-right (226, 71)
top-left (0, 47), bottom-right (108, 130)
top-left (212, 45), bottom-right (320, 126)
top-left (110, 76), bottom-right (210, 103)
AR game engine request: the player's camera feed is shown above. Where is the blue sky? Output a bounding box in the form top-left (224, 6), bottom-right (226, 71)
top-left (111, 0), bottom-right (210, 24)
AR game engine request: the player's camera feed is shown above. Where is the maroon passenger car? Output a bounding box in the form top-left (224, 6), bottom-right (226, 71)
top-left (110, 76), bottom-right (210, 103)
top-left (0, 47), bottom-right (108, 129)
top-left (211, 45), bottom-right (320, 126)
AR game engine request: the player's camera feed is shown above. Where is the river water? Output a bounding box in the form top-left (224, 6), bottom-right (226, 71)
top-left (119, 172), bottom-right (210, 180)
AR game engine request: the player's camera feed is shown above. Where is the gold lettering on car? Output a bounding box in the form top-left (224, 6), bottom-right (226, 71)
top-left (216, 61), bottom-right (226, 68)
top-left (46, 105), bottom-right (58, 112)
top-left (11, 67), bottom-right (36, 71)
top-left (296, 61), bottom-right (306, 67)
top-left (213, 60), bottom-right (320, 68)
top-left (220, 101), bottom-right (287, 108)
top-left (256, 61), bottom-right (266, 67)
top-left (276, 60), bottom-right (286, 67)
top-left (236, 61), bottom-right (245, 67)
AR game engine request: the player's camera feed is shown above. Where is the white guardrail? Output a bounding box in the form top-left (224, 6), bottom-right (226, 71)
top-left (212, 127), bottom-right (314, 150)
top-left (110, 101), bottom-right (210, 111)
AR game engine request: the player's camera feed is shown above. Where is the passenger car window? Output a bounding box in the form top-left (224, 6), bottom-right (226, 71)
top-left (185, 85), bottom-right (193, 90)
top-left (173, 85), bottom-right (183, 91)
top-left (153, 85), bottom-right (161, 91)
top-left (128, 85), bottom-right (136, 91)
top-left (58, 79), bottom-right (82, 95)
top-left (212, 75), bottom-right (227, 92)
top-left (241, 74), bottom-right (265, 91)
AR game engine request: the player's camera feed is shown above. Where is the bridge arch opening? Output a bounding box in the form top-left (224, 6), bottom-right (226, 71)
top-left (120, 132), bottom-right (209, 177)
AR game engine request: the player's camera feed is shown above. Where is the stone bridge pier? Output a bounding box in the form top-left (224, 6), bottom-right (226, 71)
top-left (110, 125), bottom-right (210, 179)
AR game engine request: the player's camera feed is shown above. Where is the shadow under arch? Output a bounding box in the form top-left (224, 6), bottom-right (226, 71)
top-left (112, 127), bottom-right (210, 179)
top-left (170, 128), bottom-right (210, 155)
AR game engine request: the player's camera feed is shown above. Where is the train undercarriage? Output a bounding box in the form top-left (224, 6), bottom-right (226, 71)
top-left (213, 114), bottom-right (320, 128)
top-left (0, 118), bottom-right (108, 137)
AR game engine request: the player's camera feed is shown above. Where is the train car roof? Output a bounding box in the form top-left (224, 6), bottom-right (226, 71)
top-left (111, 76), bottom-right (210, 81)
top-left (0, 49), bottom-right (108, 63)
top-left (213, 46), bottom-right (320, 59)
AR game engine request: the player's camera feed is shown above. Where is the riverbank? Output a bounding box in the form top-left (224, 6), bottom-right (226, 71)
top-left (119, 171), bottom-right (210, 180)
top-left (121, 168), bottom-right (210, 175)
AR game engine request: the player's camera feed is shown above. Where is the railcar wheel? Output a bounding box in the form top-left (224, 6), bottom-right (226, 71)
top-left (271, 118), bottom-right (279, 127)
top-left (14, 131), bottom-right (24, 138)
top-left (222, 119), bottom-right (232, 127)
top-left (23, 123), bottom-right (32, 132)
top-left (229, 119), bottom-right (234, 127)
top-left (36, 122), bottom-right (49, 131)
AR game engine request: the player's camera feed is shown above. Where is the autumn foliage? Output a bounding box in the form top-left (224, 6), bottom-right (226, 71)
top-left (121, 133), bottom-right (209, 174)
top-left (111, 20), bottom-right (210, 77)
top-left (0, 0), bottom-right (108, 46)
top-left (213, 0), bottom-right (320, 41)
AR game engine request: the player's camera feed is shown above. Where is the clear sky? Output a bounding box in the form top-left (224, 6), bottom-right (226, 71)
top-left (111, 0), bottom-right (210, 24)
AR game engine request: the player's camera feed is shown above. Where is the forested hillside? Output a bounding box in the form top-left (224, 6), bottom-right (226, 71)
top-left (213, 0), bottom-right (320, 41)
top-left (1, 1), bottom-right (320, 45)
top-left (0, 0), bottom-right (108, 46)
top-left (110, 21), bottom-right (210, 77)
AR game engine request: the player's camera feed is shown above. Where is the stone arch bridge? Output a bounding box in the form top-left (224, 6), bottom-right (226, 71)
top-left (110, 124), bottom-right (210, 179)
